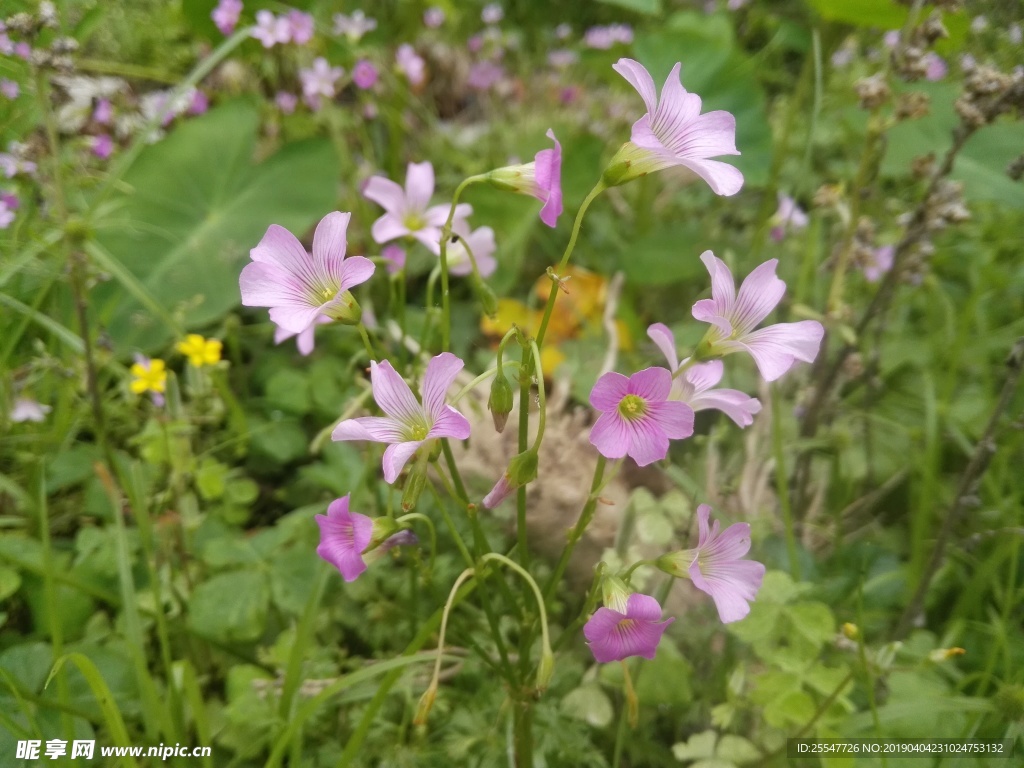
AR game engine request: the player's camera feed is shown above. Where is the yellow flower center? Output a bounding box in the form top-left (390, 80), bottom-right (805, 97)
top-left (618, 394), bottom-right (647, 421)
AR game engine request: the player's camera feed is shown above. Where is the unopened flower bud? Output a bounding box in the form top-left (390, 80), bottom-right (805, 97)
top-left (841, 622), bottom-right (860, 640)
top-left (535, 648), bottom-right (555, 691)
top-left (506, 448), bottom-right (538, 486)
top-left (413, 681), bottom-right (438, 726)
top-left (366, 517), bottom-right (400, 552)
top-left (488, 372), bottom-right (514, 432)
top-left (470, 273), bottom-right (498, 318)
top-left (402, 466), bottom-right (428, 512)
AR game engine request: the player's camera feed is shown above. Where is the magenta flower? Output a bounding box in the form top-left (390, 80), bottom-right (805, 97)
top-left (363, 161), bottom-right (472, 253)
top-left (274, 314), bottom-right (331, 356)
top-left (692, 251), bottom-right (824, 382)
top-left (608, 58), bottom-right (743, 196)
top-left (770, 193), bottom-right (808, 241)
top-left (240, 211), bottom-right (375, 333)
top-left (863, 245), bottom-right (894, 283)
top-left (252, 10), bottom-right (290, 47)
top-left (446, 221), bottom-right (497, 277)
top-left (211, 0), bottom-right (242, 35)
top-left (647, 323), bottom-right (761, 427)
top-left (487, 129), bottom-right (562, 227)
top-left (352, 59), bottom-right (379, 89)
top-left (91, 134), bottom-right (113, 159)
top-left (93, 98), bottom-right (113, 124)
top-left (286, 10), bottom-right (314, 44)
top-left (316, 495), bottom-right (373, 582)
top-left (333, 10), bottom-right (376, 41)
top-left (584, 592), bottom-right (674, 663)
top-left (382, 244), bottom-right (406, 274)
top-left (657, 504), bottom-right (765, 623)
top-left (589, 368), bottom-right (694, 466)
top-left (332, 353), bottom-right (471, 483)
top-left (188, 90), bottom-right (209, 116)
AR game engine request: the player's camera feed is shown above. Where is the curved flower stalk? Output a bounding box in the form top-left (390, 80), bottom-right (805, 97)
top-left (446, 220), bottom-right (497, 277)
top-left (656, 504), bottom-right (765, 623)
top-left (691, 251), bottom-right (824, 382)
top-left (647, 323), bottom-right (761, 427)
top-left (364, 161), bottom-right (472, 253)
top-left (239, 211), bottom-right (375, 333)
top-left (332, 353), bottom-right (471, 483)
top-left (486, 128), bottom-right (563, 227)
top-left (583, 580), bottom-right (674, 662)
top-left (589, 367), bottom-right (694, 466)
top-left (604, 58), bottom-right (743, 196)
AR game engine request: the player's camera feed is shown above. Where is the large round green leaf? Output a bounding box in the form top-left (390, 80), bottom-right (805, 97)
top-left (93, 100), bottom-right (340, 352)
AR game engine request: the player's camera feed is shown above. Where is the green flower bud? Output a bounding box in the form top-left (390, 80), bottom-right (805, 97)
top-left (535, 648), bottom-right (555, 692)
top-left (470, 273), bottom-right (498, 318)
top-left (366, 517), bottom-right (400, 552)
top-left (507, 448), bottom-right (538, 487)
top-left (488, 372), bottom-right (514, 432)
top-left (323, 290), bottom-right (362, 325)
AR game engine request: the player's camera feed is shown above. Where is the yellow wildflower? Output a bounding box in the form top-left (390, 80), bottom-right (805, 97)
top-left (176, 334), bottom-right (223, 367)
top-left (130, 358), bottom-right (167, 394)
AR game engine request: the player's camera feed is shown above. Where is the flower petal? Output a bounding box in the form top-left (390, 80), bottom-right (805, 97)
top-left (369, 360), bottom-right (423, 426)
top-left (427, 407), bottom-right (471, 440)
top-left (612, 57), bottom-right (659, 116)
top-left (690, 558), bottom-right (766, 623)
top-left (728, 320), bottom-right (824, 382)
top-left (626, 416), bottom-right (670, 466)
top-left (684, 360), bottom-right (724, 394)
top-left (688, 388), bottom-right (761, 427)
top-left (371, 213), bottom-right (411, 244)
top-left (645, 400), bottom-right (694, 440)
top-left (363, 176), bottom-right (407, 214)
top-left (421, 352), bottom-right (465, 421)
top-left (338, 255), bottom-right (376, 292)
top-left (590, 371), bottom-right (631, 412)
top-left (589, 411), bottom-right (629, 459)
top-left (382, 440), bottom-right (422, 484)
top-left (249, 223), bottom-right (310, 269)
top-left (332, 415), bottom-right (405, 444)
top-left (405, 161), bottom-right (435, 212)
top-left (678, 157), bottom-right (745, 197)
top-left (311, 211), bottom-right (351, 265)
top-left (730, 259), bottom-right (785, 335)
top-left (627, 367), bottom-right (672, 401)
top-left (647, 323), bottom-right (679, 371)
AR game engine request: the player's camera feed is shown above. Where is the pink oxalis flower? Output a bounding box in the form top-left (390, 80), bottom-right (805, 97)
top-left (692, 251), bottom-right (824, 382)
top-left (211, 0), bottom-right (242, 35)
top-left (333, 10), bottom-right (376, 42)
top-left (589, 367), bottom-right (694, 466)
top-left (253, 10), bottom-right (291, 47)
top-left (863, 244), bottom-right (894, 283)
top-left (608, 58), bottom-right (743, 196)
top-left (332, 353), bottom-right (471, 483)
top-left (487, 129), bottom-right (562, 227)
top-left (286, 9), bottom-right (314, 45)
top-left (240, 211), bottom-right (375, 334)
top-left (446, 220), bottom-right (497, 277)
top-left (396, 44), bottom-right (426, 86)
top-left (584, 590), bottom-right (674, 663)
top-left (657, 504), bottom-right (765, 623)
top-left (316, 495), bottom-right (373, 582)
top-left (647, 323), bottom-right (762, 427)
top-left (10, 397), bottom-right (51, 423)
top-left (770, 193), bottom-right (808, 241)
top-left (363, 161), bottom-right (472, 253)
top-left (352, 59), bottom-right (379, 89)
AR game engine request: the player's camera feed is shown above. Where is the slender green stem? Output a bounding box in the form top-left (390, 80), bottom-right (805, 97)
top-left (437, 175), bottom-right (487, 350)
top-left (356, 322), bottom-right (377, 360)
top-left (396, 512), bottom-right (438, 571)
top-left (516, 348), bottom-right (531, 570)
top-left (543, 456), bottom-right (607, 600)
top-left (534, 181), bottom-right (606, 349)
top-left (420, 568), bottom-right (477, 721)
top-left (771, 384), bottom-right (801, 580)
top-left (528, 342), bottom-right (547, 449)
top-left (428, 483), bottom-right (474, 569)
top-left (420, 264), bottom-right (442, 350)
top-left (451, 360), bottom-right (520, 404)
top-left (621, 559), bottom-right (654, 584)
top-left (480, 554), bottom-right (553, 671)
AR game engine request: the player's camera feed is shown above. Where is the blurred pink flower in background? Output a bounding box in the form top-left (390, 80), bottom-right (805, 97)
top-left (212, 0), bottom-right (242, 35)
top-left (275, 91), bottom-right (298, 114)
top-left (482, 3), bottom-right (504, 25)
top-left (252, 10), bottom-right (290, 47)
top-left (584, 24), bottom-right (633, 49)
top-left (333, 10), bottom-right (376, 42)
top-left (10, 397), bottom-right (51, 423)
top-left (352, 59), bottom-right (379, 89)
top-left (770, 193), bottom-right (809, 241)
top-left (423, 7), bottom-right (445, 28)
top-left (0, 78), bottom-right (18, 99)
top-left (91, 134), bottom-right (113, 159)
top-left (382, 244), bottom-right (406, 274)
top-left (396, 44), bottom-right (426, 86)
top-left (863, 245), bottom-right (894, 283)
top-left (286, 9), bottom-right (314, 44)
top-left (924, 53), bottom-right (947, 81)
top-left (93, 98), bottom-right (113, 124)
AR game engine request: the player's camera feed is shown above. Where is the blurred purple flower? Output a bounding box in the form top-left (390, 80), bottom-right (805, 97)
top-left (0, 192), bottom-right (17, 229)
top-left (467, 60), bottom-right (505, 91)
top-left (240, 211), bottom-right (375, 333)
top-left (396, 44), bottom-right (426, 86)
top-left (924, 53), bottom-right (947, 81)
top-left (300, 57), bottom-right (344, 104)
top-left (91, 134), bottom-right (113, 159)
top-left (555, 23), bottom-right (572, 40)
top-left (332, 354), bottom-right (471, 483)
top-left (333, 10), bottom-right (376, 42)
top-left (548, 49), bottom-right (577, 68)
top-left (883, 29), bottom-right (900, 49)
top-left (188, 90), bottom-right (208, 115)
top-left (363, 161), bottom-right (472, 253)
top-left (423, 7), bottom-right (445, 28)
top-left (584, 592), bottom-right (674, 663)
top-left (93, 97), bottom-right (113, 124)
top-left (1010, 24), bottom-right (1022, 45)
top-left (0, 78), bottom-right (18, 99)
top-left (584, 23), bottom-right (633, 49)
top-left (286, 9), bottom-right (314, 44)
top-left (352, 59), bottom-right (379, 89)
top-left (382, 244), bottom-right (406, 274)
top-left (482, 3), bottom-right (504, 24)
top-left (589, 367), bottom-right (694, 466)
top-left (252, 10), bottom-right (291, 47)
top-left (770, 193), bottom-right (809, 241)
top-left (863, 245), bottom-right (894, 283)
top-left (10, 397), bottom-right (51, 423)
top-left (275, 91), bottom-right (298, 114)
top-left (212, 0), bottom-right (243, 35)
top-left (692, 252), bottom-right (824, 381)
top-left (446, 220), bottom-right (497, 277)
